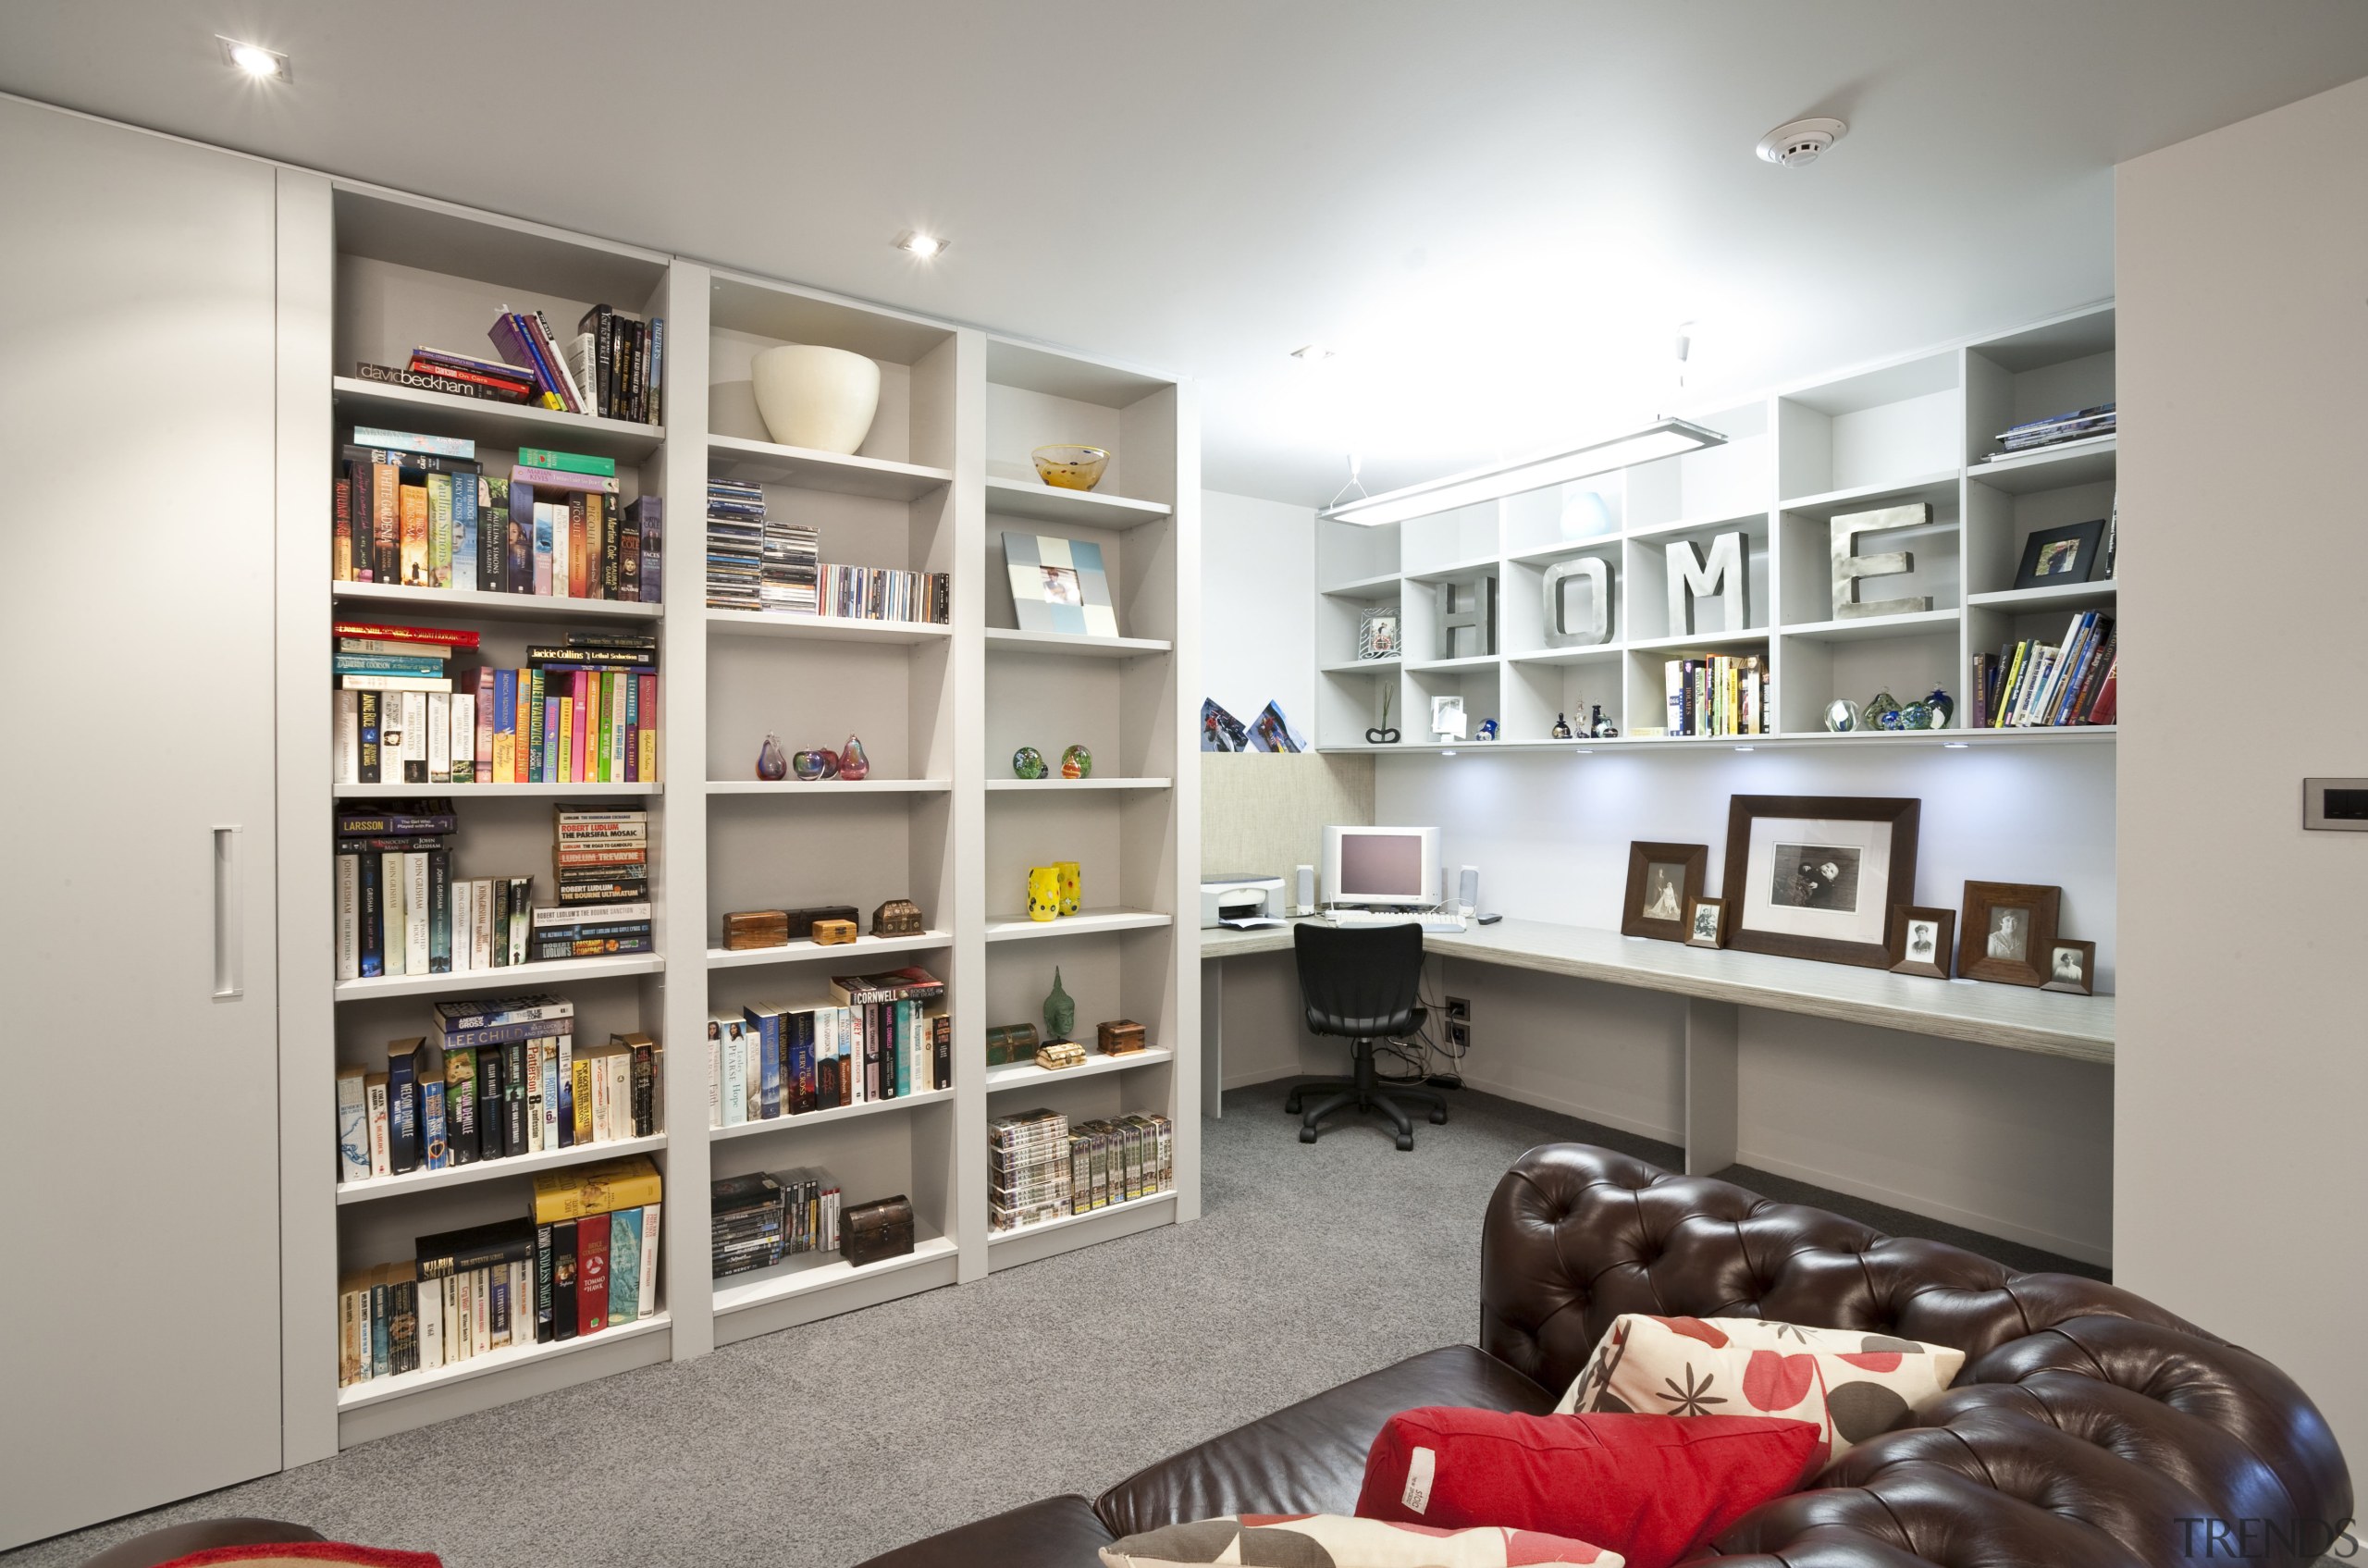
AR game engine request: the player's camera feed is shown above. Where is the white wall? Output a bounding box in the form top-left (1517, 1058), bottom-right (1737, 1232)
top-left (1201, 489), bottom-right (1315, 738)
top-left (2117, 75), bottom-right (2368, 1466)
top-left (1376, 744), bottom-right (2118, 1262)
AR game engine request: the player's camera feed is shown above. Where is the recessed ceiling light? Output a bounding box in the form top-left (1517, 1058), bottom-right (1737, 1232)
top-left (894, 231), bottom-right (947, 259)
top-left (1290, 343), bottom-right (1336, 362)
top-left (1756, 117), bottom-right (1845, 167)
top-left (217, 36), bottom-right (290, 81)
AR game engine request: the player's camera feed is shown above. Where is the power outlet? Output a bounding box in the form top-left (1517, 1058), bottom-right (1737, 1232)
top-left (1444, 995), bottom-right (1472, 1023)
top-left (1446, 1019), bottom-right (1471, 1050)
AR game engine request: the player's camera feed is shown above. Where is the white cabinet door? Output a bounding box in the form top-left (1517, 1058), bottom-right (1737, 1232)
top-left (0, 100), bottom-right (283, 1547)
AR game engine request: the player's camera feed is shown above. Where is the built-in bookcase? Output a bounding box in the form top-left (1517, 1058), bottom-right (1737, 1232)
top-left (278, 182), bottom-right (1197, 1458)
top-left (1314, 302), bottom-right (2115, 753)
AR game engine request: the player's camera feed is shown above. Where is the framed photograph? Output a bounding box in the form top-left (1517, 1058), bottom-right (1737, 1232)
top-left (1357, 607), bottom-right (1401, 661)
top-left (1956, 881), bottom-right (2062, 986)
top-left (1429, 694), bottom-right (1468, 741)
top-left (1684, 895), bottom-right (1726, 949)
top-left (1886, 905), bottom-right (1957, 979)
top-left (1721, 796), bottom-right (1920, 969)
top-left (2041, 937), bottom-right (2097, 995)
top-left (1002, 532), bottom-right (1118, 636)
top-left (2011, 519), bottom-right (2108, 591)
top-left (1622, 842), bottom-right (1708, 943)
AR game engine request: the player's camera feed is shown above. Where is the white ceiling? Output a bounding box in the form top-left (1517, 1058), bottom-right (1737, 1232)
top-left (6, 2), bottom-right (2366, 505)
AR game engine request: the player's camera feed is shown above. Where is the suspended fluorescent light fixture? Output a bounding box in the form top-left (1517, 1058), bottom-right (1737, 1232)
top-left (1319, 418), bottom-right (1726, 528)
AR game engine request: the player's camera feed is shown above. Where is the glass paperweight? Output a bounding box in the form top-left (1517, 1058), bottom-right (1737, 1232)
top-left (756, 732), bottom-right (790, 780)
top-left (1011, 746), bottom-right (1047, 780)
top-left (1823, 699), bottom-right (1859, 733)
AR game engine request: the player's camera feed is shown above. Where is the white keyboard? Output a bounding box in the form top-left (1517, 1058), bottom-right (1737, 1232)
top-left (1327, 908), bottom-right (1468, 933)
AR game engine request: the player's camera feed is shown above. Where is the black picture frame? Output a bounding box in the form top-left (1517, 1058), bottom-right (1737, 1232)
top-left (2012, 519), bottom-right (2108, 590)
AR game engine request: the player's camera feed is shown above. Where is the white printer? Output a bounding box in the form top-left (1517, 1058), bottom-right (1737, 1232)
top-left (1200, 873), bottom-right (1287, 928)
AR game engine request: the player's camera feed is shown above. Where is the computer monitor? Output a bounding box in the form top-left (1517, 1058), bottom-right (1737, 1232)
top-left (1322, 825), bottom-right (1442, 908)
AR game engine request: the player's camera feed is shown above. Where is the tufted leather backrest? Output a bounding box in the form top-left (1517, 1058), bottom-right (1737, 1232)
top-left (1482, 1144), bottom-right (2352, 1568)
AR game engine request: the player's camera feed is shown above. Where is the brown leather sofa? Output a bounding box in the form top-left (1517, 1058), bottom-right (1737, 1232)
top-left (861, 1143), bottom-right (2352, 1568)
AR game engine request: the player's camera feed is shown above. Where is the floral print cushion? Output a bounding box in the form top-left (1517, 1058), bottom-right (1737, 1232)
top-left (1551, 1315), bottom-right (1966, 1463)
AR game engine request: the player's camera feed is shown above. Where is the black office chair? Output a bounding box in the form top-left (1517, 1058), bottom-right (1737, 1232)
top-left (1286, 920), bottom-right (1449, 1150)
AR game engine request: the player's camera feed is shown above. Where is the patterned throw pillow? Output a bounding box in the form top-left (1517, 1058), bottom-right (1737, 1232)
top-left (1100, 1513), bottom-right (1623, 1567)
top-left (1553, 1315), bottom-right (1965, 1463)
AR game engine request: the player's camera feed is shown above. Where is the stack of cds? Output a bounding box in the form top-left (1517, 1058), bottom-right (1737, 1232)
top-left (705, 478), bottom-right (764, 611)
top-left (988, 1108), bottom-right (1072, 1232)
top-left (1981, 402), bottom-right (2115, 462)
top-left (761, 519), bottom-right (820, 616)
top-left (709, 1167), bottom-right (843, 1278)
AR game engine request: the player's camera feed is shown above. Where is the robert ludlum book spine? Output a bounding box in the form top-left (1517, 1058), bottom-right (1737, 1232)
top-left (386, 1041), bottom-right (421, 1175)
top-left (475, 1044), bottom-right (505, 1161)
top-left (446, 1047), bottom-right (477, 1166)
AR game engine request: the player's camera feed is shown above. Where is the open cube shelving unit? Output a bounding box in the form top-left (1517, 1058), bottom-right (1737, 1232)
top-left (1314, 302), bottom-right (2116, 755)
top-left (277, 180), bottom-right (1197, 1459)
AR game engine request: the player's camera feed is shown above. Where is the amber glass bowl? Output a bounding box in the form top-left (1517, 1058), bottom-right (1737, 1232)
top-left (1031, 444), bottom-right (1109, 491)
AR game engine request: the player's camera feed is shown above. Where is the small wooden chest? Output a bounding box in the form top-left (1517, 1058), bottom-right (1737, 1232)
top-left (985, 1023), bottom-right (1040, 1066)
top-left (839, 1194), bottom-right (915, 1267)
top-left (781, 905), bottom-right (860, 941)
top-left (1096, 1019), bottom-right (1147, 1055)
top-left (722, 910), bottom-right (788, 950)
top-left (811, 918), bottom-right (859, 945)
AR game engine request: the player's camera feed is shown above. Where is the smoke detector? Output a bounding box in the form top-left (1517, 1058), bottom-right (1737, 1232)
top-left (1757, 117), bottom-right (1847, 167)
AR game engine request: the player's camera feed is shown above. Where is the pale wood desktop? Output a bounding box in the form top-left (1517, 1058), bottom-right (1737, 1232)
top-left (1199, 917), bottom-right (2113, 1175)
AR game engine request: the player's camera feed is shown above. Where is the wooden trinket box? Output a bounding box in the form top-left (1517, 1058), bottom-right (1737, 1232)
top-left (985, 1023), bottom-right (1040, 1066)
top-left (780, 905), bottom-right (860, 940)
top-left (870, 897), bottom-right (925, 936)
top-left (1036, 1041), bottom-right (1087, 1071)
top-left (1096, 1019), bottom-right (1147, 1055)
top-left (722, 910), bottom-right (788, 950)
top-left (838, 1194), bottom-right (915, 1267)
top-left (810, 918), bottom-right (859, 945)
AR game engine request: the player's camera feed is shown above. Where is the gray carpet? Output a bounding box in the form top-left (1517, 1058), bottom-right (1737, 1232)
top-left (6, 1085), bottom-right (2106, 1568)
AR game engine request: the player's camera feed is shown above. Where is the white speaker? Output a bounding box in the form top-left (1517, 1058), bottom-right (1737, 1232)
top-left (1457, 865), bottom-right (1479, 915)
top-left (1295, 864), bottom-right (1316, 916)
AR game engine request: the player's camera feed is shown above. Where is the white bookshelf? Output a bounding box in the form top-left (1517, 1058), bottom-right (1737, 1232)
top-left (1313, 302), bottom-right (2116, 751)
top-left (280, 188), bottom-right (1196, 1457)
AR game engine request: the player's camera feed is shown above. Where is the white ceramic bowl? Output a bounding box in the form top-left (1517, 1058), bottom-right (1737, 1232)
top-left (749, 344), bottom-right (881, 454)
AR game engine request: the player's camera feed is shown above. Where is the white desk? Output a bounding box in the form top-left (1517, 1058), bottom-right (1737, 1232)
top-left (1199, 916), bottom-right (2113, 1174)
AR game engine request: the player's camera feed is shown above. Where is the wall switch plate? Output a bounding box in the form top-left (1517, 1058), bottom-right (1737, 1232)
top-left (2304, 778), bottom-right (2368, 830)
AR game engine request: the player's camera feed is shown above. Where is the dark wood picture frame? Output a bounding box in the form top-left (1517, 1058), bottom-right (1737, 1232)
top-left (1622, 842), bottom-right (1708, 943)
top-left (2041, 937), bottom-right (2097, 995)
top-left (1684, 895), bottom-right (1726, 949)
top-left (1721, 796), bottom-right (1921, 969)
top-left (1886, 905), bottom-right (1957, 979)
top-left (1957, 881), bottom-right (2062, 986)
top-left (2011, 518), bottom-right (2108, 590)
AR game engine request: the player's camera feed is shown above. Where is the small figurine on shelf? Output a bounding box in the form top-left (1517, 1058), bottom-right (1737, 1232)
top-left (1026, 866), bottom-right (1061, 922)
top-left (1823, 699), bottom-right (1860, 733)
top-left (756, 733), bottom-right (790, 781)
top-left (1042, 967), bottom-right (1076, 1043)
top-left (871, 898), bottom-right (925, 936)
top-left (1587, 705), bottom-right (1619, 739)
top-left (1552, 712), bottom-right (1574, 739)
top-left (1864, 688), bottom-right (1906, 731)
top-left (1364, 687), bottom-right (1400, 746)
top-left (1012, 746), bottom-right (1047, 780)
top-left (1061, 744), bottom-right (1093, 780)
top-left (1916, 687), bottom-right (1955, 730)
top-left (838, 733), bottom-right (871, 781)
top-left (793, 747), bottom-right (840, 781)
top-left (1055, 860), bottom-right (1081, 917)
top-left (1476, 718), bottom-right (1499, 741)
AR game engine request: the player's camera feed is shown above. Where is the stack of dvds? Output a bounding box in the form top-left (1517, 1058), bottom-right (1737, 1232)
top-left (706, 479), bottom-right (764, 611)
top-left (1980, 402), bottom-right (2116, 462)
top-left (531, 809), bottom-right (651, 960)
top-left (761, 519), bottom-right (820, 616)
top-left (988, 1108), bottom-right (1073, 1232)
top-left (709, 1167), bottom-right (843, 1278)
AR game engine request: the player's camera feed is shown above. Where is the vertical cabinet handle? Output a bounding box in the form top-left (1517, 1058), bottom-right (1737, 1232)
top-left (213, 825), bottom-right (243, 999)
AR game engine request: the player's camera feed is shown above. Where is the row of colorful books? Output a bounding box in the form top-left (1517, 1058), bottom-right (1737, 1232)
top-left (338, 1007), bottom-right (660, 1182)
top-left (337, 1155), bottom-right (663, 1387)
top-left (1663, 654), bottom-right (1768, 737)
top-left (1971, 612), bottom-right (2117, 728)
top-left (333, 428), bottom-right (660, 599)
top-left (712, 1168), bottom-right (843, 1279)
top-left (987, 1109), bottom-right (1175, 1233)
top-left (545, 809), bottom-right (652, 958)
top-left (352, 304), bottom-right (661, 425)
top-left (330, 624), bottom-right (660, 786)
top-left (708, 969), bottom-right (951, 1124)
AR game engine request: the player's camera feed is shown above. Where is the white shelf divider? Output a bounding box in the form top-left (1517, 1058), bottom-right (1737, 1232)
top-left (704, 930), bottom-right (954, 970)
top-left (335, 1132), bottom-right (668, 1205)
top-left (330, 377), bottom-right (664, 462)
top-left (334, 782), bottom-right (661, 800)
top-left (712, 1234), bottom-right (958, 1315)
top-left (983, 907), bottom-right (1174, 942)
top-left (983, 475), bottom-right (1172, 527)
top-left (707, 432), bottom-right (953, 500)
top-left (331, 581), bottom-right (662, 623)
top-left (336, 1313), bottom-right (671, 1412)
top-left (984, 1046), bottom-right (1174, 1093)
top-left (705, 609), bottom-right (952, 645)
top-left (709, 1087), bottom-right (956, 1142)
top-left (334, 954), bottom-right (662, 1002)
top-left (704, 778), bottom-right (952, 796)
top-left (984, 627), bottom-right (1172, 660)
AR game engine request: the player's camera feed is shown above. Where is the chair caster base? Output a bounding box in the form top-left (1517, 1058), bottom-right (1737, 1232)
top-left (1395, 1134), bottom-right (1414, 1151)
top-left (1429, 1108), bottom-right (1448, 1124)
top-left (1300, 1126), bottom-right (1319, 1144)
top-left (1284, 1095), bottom-right (1302, 1115)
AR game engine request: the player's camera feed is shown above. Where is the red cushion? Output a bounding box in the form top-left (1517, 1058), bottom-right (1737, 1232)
top-left (1354, 1408), bottom-right (1820, 1568)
